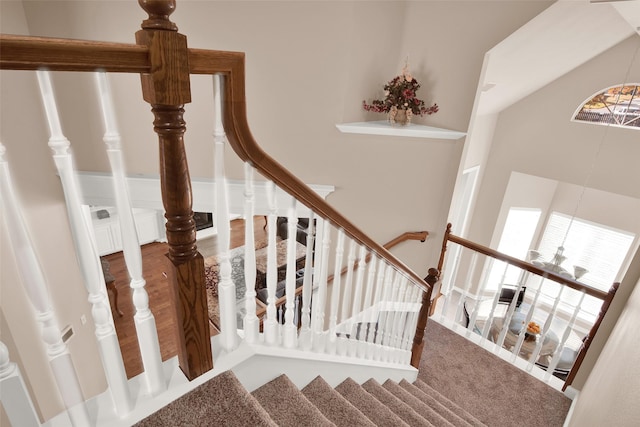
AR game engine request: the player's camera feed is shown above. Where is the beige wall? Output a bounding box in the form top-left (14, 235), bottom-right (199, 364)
top-left (1, 0), bottom-right (560, 421)
top-left (0, 1), bottom-right (107, 423)
top-left (467, 34), bottom-right (640, 390)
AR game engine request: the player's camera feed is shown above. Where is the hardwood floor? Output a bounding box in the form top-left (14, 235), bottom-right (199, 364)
top-left (104, 216), bottom-right (268, 379)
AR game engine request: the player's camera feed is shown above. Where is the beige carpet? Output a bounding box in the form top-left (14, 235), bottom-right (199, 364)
top-left (134, 320), bottom-right (571, 426)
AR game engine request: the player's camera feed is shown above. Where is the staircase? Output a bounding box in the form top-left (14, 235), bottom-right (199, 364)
top-left (134, 370), bottom-right (485, 427)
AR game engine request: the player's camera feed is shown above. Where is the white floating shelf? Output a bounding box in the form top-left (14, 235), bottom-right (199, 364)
top-left (336, 121), bottom-right (466, 140)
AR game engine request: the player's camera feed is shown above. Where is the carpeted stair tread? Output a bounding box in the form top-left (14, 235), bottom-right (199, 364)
top-left (413, 379), bottom-right (486, 427)
top-left (252, 374), bottom-right (334, 427)
top-left (362, 378), bottom-right (434, 427)
top-left (302, 376), bottom-right (376, 427)
top-left (399, 379), bottom-right (474, 427)
top-left (133, 370), bottom-right (276, 427)
top-left (383, 380), bottom-right (455, 427)
top-left (418, 321), bottom-right (571, 427)
top-left (335, 377), bottom-right (410, 427)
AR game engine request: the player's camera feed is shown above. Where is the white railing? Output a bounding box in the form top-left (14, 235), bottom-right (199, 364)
top-left (433, 224), bottom-right (618, 391)
top-left (1, 57), bottom-right (432, 427)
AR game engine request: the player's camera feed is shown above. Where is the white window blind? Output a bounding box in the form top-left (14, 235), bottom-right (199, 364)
top-left (537, 212), bottom-right (634, 292)
top-left (534, 212), bottom-right (635, 318)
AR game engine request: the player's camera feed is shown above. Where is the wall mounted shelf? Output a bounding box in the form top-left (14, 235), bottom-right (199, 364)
top-left (336, 121), bottom-right (466, 140)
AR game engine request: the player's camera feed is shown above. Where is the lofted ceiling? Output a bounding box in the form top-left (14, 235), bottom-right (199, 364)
top-left (477, 0), bottom-right (640, 116)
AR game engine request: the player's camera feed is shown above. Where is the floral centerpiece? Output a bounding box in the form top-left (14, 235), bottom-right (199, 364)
top-left (525, 321), bottom-right (541, 342)
top-left (363, 61), bottom-right (439, 125)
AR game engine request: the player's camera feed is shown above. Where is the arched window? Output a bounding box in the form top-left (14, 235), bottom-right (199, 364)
top-left (573, 84), bottom-right (640, 129)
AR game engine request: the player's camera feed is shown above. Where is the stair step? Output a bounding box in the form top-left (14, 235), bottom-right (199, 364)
top-left (399, 379), bottom-right (475, 427)
top-left (252, 374), bottom-right (334, 426)
top-left (336, 377), bottom-right (410, 427)
top-left (302, 376), bottom-right (376, 427)
top-left (383, 380), bottom-right (455, 427)
top-left (362, 378), bottom-right (434, 426)
top-left (133, 370), bottom-right (276, 427)
top-left (413, 380), bottom-right (486, 427)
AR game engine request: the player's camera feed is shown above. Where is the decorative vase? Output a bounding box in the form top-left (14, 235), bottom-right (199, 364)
top-left (389, 109), bottom-right (411, 125)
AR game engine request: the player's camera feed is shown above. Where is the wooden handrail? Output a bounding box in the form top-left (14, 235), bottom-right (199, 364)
top-left (445, 226), bottom-right (608, 300)
top-left (1, 2), bottom-right (431, 378)
top-left (0, 34), bottom-right (150, 72)
top-left (435, 223), bottom-right (620, 390)
top-left (256, 230), bottom-right (429, 319)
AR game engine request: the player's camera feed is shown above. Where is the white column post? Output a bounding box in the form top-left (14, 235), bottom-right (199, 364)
top-left (38, 70), bottom-right (133, 418)
top-left (212, 74), bottom-right (239, 351)
top-left (95, 72), bottom-right (165, 397)
top-left (0, 341), bottom-right (40, 427)
top-left (243, 163), bottom-right (259, 343)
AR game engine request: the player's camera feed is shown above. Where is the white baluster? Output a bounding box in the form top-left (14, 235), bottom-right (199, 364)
top-left (357, 255), bottom-right (377, 358)
top-left (527, 285), bottom-right (565, 370)
top-left (480, 262), bottom-right (510, 340)
top-left (243, 163), bottom-right (259, 343)
top-left (365, 259), bottom-right (386, 359)
top-left (452, 251), bottom-right (478, 325)
top-left (96, 72), bottom-right (164, 397)
top-left (212, 74), bottom-right (239, 351)
top-left (312, 218), bottom-right (331, 352)
top-left (348, 244), bottom-right (367, 357)
top-left (373, 266), bottom-right (393, 360)
top-left (439, 245), bottom-right (463, 322)
top-left (391, 276), bottom-right (409, 351)
top-left (401, 285), bottom-right (421, 353)
top-left (327, 228), bottom-right (345, 354)
top-left (283, 196), bottom-right (299, 348)
top-left (544, 291), bottom-right (586, 381)
top-left (511, 276), bottom-right (545, 362)
top-left (298, 209), bottom-right (315, 350)
top-left (496, 281), bottom-right (526, 349)
top-left (264, 181), bottom-right (280, 345)
top-left (39, 71), bottom-right (130, 416)
top-left (341, 239), bottom-right (357, 323)
top-left (0, 141), bottom-right (90, 426)
top-left (0, 341), bottom-right (39, 427)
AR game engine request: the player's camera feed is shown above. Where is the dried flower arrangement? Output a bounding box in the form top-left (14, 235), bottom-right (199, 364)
top-left (362, 61), bottom-right (439, 124)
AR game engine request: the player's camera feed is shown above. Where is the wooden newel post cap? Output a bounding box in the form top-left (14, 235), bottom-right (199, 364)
top-left (139, 0), bottom-right (178, 31)
top-left (425, 268), bottom-right (439, 285)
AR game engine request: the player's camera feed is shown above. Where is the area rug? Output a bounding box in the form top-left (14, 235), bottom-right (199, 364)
top-left (204, 239), bottom-right (268, 329)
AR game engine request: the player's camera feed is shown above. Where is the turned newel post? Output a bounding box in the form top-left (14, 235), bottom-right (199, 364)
top-left (136, 0), bottom-right (213, 380)
top-left (410, 268), bottom-right (439, 368)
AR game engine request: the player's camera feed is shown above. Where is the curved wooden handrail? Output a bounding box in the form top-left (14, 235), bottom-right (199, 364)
top-left (256, 230), bottom-right (429, 319)
top-left (209, 50), bottom-right (429, 292)
top-left (445, 228), bottom-right (608, 300)
top-left (0, 34), bottom-right (430, 292)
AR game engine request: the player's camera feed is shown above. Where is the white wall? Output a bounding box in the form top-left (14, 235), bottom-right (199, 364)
top-left (466, 34), bottom-right (640, 390)
top-left (568, 250), bottom-right (640, 426)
